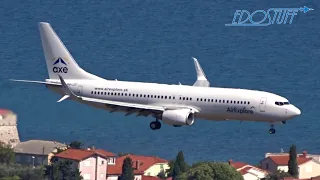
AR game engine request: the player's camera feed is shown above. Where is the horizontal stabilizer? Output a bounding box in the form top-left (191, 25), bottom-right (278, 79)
top-left (9, 79), bottom-right (61, 86)
top-left (192, 57), bottom-right (210, 87)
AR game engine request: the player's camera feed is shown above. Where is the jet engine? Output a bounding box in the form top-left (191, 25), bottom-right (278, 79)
top-left (161, 109), bottom-right (195, 126)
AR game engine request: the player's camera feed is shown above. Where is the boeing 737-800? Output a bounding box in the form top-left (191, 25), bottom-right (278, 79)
top-left (11, 22), bottom-right (301, 134)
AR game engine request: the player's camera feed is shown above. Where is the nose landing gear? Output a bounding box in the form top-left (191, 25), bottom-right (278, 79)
top-left (269, 124), bottom-right (276, 134)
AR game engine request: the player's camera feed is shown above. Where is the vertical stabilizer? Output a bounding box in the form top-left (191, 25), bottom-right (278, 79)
top-left (38, 22), bottom-right (102, 80)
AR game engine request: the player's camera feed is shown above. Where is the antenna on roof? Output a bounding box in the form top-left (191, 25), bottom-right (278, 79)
top-left (281, 148), bottom-right (284, 153)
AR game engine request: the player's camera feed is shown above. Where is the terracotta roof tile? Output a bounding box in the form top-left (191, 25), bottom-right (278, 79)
top-left (239, 166), bottom-right (253, 175)
top-left (268, 156), bottom-right (312, 165)
top-left (107, 154), bottom-right (168, 175)
top-left (230, 161), bottom-right (248, 169)
top-left (55, 148), bottom-right (115, 161)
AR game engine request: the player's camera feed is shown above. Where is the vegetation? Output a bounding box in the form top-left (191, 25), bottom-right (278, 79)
top-left (264, 170), bottom-right (291, 180)
top-left (118, 157), bottom-right (134, 180)
top-left (175, 162), bottom-right (244, 180)
top-left (68, 141), bottom-right (83, 149)
top-left (288, 145), bottom-right (298, 178)
top-left (45, 157), bottom-right (83, 180)
top-left (0, 163), bottom-right (45, 180)
top-left (0, 142), bottom-right (14, 164)
top-left (166, 151), bottom-right (189, 179)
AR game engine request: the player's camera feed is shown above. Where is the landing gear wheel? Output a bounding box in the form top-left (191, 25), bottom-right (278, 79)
top-left (150, 121), bottom-right (161, 130)
top-left (269, 128), bottom-right (276, 134)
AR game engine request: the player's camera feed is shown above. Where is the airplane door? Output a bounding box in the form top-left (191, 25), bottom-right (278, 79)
top-left (77, 85), bottom-right (83, 95)
top-left (259, 97), bottom-right (267, 112)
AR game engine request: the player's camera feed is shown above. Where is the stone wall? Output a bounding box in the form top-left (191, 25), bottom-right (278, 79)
top-left (0, 112), bottom-right (20, 148)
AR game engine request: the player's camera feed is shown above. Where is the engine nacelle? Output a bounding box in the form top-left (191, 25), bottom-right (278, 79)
top-left (161, 109), bottom-right (195, 126)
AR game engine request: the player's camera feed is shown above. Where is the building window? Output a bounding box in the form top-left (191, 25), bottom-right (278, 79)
top-left (101, 160), bottom-right (104, 165)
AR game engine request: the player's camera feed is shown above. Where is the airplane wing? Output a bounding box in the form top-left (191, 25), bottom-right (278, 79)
top-left (57, 75), bottom-right (199, 117)
top-left (192, 57), bottom-right (210, 87)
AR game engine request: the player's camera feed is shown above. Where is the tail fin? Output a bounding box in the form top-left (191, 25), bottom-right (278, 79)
top-left (38, 22), bottom-right (102, 80)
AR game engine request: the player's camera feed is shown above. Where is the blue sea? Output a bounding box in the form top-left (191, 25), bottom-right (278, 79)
top-left (0, 0), bottom-right (319, 165)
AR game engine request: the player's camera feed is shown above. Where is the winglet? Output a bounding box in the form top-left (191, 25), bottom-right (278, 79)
top-left (57, 75), bottom-right (79, 102)
top-left (192, 57), bottom-right (210, 87)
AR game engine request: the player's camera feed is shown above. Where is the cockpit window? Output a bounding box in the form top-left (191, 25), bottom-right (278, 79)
top-left (275, 101), bottom-right (290, 106)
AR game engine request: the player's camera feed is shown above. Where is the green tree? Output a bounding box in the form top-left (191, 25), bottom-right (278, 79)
top-left (45, 160), bottom-right (83, 180)
top-left (119, 157), bottom-right (134, 180)
top-left (176, 162), bottom-right (243, 180)
top-left (0, 163), bottom-right (45, 180)
top-left (171, 151), bottom-right (189, 179)
top-left (288, 145), bottom-right (298, 177)
top-left (69, 141), bottom-right (83, 149)
top-left (176, 151), bottom-right (188, 172)
top-left (172, 160), bottom-right (181, 179)
top-left (0, 142), bottom-right (15, 164)
top-left (264, 170), bottom-right (291, 180)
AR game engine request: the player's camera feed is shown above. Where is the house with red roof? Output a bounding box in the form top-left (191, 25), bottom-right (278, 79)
top-left (107, 154), bottom-right (169, 180)
top-left (54, 147), bottom-right (116, 180)
top-left (228, 160), bottom-right (269, 180)
top-left (260, 151), bottom-right (320, 179)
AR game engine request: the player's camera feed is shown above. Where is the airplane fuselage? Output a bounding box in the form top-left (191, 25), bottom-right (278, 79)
top-left (45, 78), bottom-right (299, 123)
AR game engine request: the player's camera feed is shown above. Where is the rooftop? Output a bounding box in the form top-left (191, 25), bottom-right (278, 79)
top-left (107, 154), bottom-right (168, 175)
top-left (14, 140), bottom-right (67, 155)
top-left (55, 148), bottom-right (116, 161)
top-left (266, 155), bottom-right (312, 166)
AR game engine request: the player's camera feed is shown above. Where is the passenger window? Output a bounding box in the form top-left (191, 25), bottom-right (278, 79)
top-left (169, 96), bottom-right (171, 99)
top-left (200, 98), bottom-right (203, 101)
top-left (165, 96), bottom-right (167, 99)
top-left (190, 98), bottom-right (192, 101)
top-left (248, 102), bottom-right (250, 104)
top-left (118, 93), bottom-right (120, 96)
top-left (204, 99), bottom-right (206, 102)
top-left (219, 100), bottom-right (221, 103)
top-left (240, 101), bottom-right (243, 104)
top-left (223, 100), bottom-right (225, 103)
top-left (237, 101), bottom-right (239, 104)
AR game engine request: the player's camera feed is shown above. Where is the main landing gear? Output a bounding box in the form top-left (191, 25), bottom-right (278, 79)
top-left (269, 124), bottom-right (276, 134)
top-left (150, 120), bottom-right (161, 130)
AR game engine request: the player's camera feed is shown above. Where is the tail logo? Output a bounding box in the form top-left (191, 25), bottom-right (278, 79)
top-left (52, 57), bottom-right (68, 73)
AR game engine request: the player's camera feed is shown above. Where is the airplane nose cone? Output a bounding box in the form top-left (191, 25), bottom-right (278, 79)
top-left (291, 106), bottom-right (301, 117)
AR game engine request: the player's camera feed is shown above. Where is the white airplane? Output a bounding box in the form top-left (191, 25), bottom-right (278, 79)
top-left (11, 22), bottom-right (301, 134)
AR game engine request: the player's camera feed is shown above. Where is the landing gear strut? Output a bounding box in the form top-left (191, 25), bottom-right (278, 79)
top-left (269, 124), bottom-right (276, 134)
top-left (150, 120), bottom-right (161, 130)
